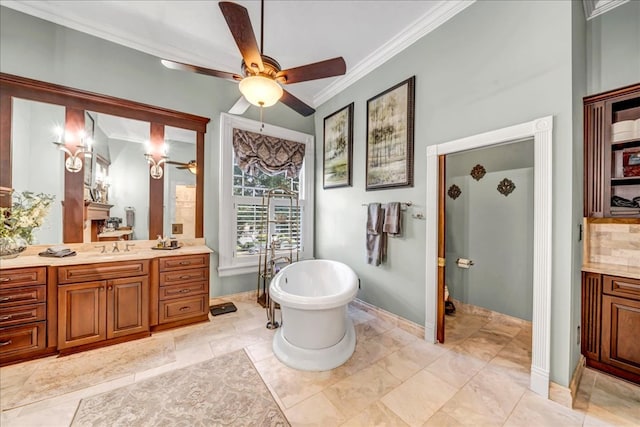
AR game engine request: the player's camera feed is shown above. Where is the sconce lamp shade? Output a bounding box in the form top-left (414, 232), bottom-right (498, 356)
top-left (238, 75), bottom-right (283, 107)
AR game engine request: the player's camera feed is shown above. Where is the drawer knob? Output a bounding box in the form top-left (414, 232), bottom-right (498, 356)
top-left (0, 340), bottom-right (12, 347)
top-left (179, 306), bottom-right (190, 312)
top-left (0, 296), bottom-right (11, 302)
top-left (180, 289), bottom-right (191, 293)
top-left (0, 277), bottom-right (10, 282)
top-left (179, 261), bottom-right (191, 266)
top-left (179, 275), bottom-right (192, 280)
top-left (0, 315), bottom-right (11, 321)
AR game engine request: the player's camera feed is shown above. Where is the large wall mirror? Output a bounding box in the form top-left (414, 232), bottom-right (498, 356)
top-left (0, 73), bottom-right (209, 244)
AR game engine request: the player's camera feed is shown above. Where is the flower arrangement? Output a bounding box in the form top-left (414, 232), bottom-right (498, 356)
top-left (1, 190), bottom-right (55, 244)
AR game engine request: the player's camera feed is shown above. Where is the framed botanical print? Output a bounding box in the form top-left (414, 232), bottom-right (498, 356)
top-left (365, 76), bottom-right (415, 190)
top-left (323, 103), bottom-right (353, 189)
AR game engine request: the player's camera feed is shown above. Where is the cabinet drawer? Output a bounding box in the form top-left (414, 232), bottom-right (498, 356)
top-left (58, 260), bottom-right (149, 284)
top-left (0, 285), bottom-right (46, 307)
top-left (159, 295), bottom-right (208, 323)
top-left (159, 254), bottom-right (209, 272)
top-left (0, 267), bottom-right (46, 289)
top-left (603, 275), bottom-right (640, 301)
top-left (0, 303), bottom-right (46, 327)
top-left (159, 281), bottom-right (208, 301)
top-left (0, 321), bottom-right (46, 358)
top-left (159, 268), bottom-right (208, 286)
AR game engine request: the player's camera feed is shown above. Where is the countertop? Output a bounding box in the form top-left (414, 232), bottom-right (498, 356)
top-left (582, 262), bottom-right (640, 280)
top-left (0, 239), bottom-right (213, 269)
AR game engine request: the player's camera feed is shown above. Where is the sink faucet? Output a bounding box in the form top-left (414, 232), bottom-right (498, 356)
top-left (112, 242), bottom-right (120, 253)
top-left (94, 245), bottom-right (106, 254)
top-left (125, 243), bottom-right (135, 252)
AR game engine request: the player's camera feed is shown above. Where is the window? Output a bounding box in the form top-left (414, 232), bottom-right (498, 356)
top-left (218, 114), bottom-right (314, 276)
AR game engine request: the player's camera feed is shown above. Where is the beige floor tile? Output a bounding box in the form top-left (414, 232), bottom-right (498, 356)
top-left (441, 363), bottom-right (526, 425)
top-left (246, 340), bottom-right (276, 363)
top-left (334, 335), bottom-right (396, 377)
top-left (422, 410), bottom-right (465, 427)
top-left (354, 317), bottom-right (396, 340)
top-left (347, 305), bottom-right (377, 325)
top-left (285, 392), bottom-right (345, 426)
top-left (479, 318), bottom-right (523, 338)
top-left (424, 348), bottom-right (487, 388)
top-left (323, 364), bottom-right (401, 419)
top-left (378, 339), bottom-right (448, 381)
top-left (454, 329), bottom-right (511, 362)
top-left (254, 354), bottom-right (344, 409)
top-left (585, 371), bottom-right (640, 425)
top-left (573, 368), bottom-right (598, 412)
top-left (342, 401), bottom-right (409, 427)
top-left (504, 390), bottom-right (585, 426)
top-left (381, 370), bottom-right (458, 426)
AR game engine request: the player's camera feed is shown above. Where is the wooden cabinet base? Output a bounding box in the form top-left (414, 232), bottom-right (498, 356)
top-left (57, 330), bottom-right (151, 357)
top-left (586, 357), bottom-right (640, 385)
top-left (151, 314), bottom-right (209, 332)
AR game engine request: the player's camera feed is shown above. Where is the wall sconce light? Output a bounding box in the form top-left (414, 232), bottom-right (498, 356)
top-left (144, 143), bottom-right (168, 179)
top-left (52, 127), bottom-right (93, 173)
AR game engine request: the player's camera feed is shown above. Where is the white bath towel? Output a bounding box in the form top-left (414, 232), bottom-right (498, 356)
top-left (383, 202), bottom-right (402, 237)
top-left (366, 203), bottom-right (386, 266)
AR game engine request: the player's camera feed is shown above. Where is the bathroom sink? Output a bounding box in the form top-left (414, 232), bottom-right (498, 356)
top-left (78, 250), bottom-right (141, 261)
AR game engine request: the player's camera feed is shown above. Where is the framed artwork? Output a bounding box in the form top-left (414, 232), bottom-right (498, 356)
top-left (365, 76), bottom-right (415, 191)
top-left (323, 103), bottom-right (354, 189)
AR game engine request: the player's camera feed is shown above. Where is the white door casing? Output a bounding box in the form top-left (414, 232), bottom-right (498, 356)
top-left (425, 116), bottom-right (553, 398)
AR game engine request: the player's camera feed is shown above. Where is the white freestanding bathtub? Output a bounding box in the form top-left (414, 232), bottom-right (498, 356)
top-left (269, 259), bottom-right (358, 371)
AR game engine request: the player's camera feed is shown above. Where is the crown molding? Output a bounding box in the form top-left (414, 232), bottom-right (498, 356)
top-left (582, 0), bottom-right (630, 20)
top-left (314, 0), bottom-right (475, 107)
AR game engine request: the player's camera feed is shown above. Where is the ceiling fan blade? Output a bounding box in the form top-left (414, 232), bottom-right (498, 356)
top-left (219, 1), bottom-right (264, 73)
top-left (228, 96), bottom-right (251, 115)
top-left (276, 57), bottom-right (346, 84)
top-left (280, 89), bottom-right (315, 117)
top-left (161, 59), bottom-right (241, 81)
top-left (166, 160), bottom-right (189, 166)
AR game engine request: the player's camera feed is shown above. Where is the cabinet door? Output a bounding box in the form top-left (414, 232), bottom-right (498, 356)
top-left (582, 272), bottom-right (602, 361)
top-left (58, 281), bottom-right (106, 349)
top-left (107, 276), bottom-right (149, 339)
top-left (584, 101), bottom-right (606, 217)
top-left (601, 295), bottom-right (640, 375)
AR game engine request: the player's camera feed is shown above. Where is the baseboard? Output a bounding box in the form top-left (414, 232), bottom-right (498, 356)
top-left (548, 356), bottom-right (586, 408)
top-left (210, 289), bottom-right (257, 305)
top-left (351, 298), bottom-right (425, 339)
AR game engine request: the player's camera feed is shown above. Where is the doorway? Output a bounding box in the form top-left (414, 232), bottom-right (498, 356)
top-left (425, 116), bottom-right (553, 398)
top-left (445, 141), bottom-right (534, 321)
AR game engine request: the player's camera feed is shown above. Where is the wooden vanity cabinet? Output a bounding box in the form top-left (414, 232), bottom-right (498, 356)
top-left (153, 254), bottom-right (209, 330)
top-left (57, 260), bottom-right (150, 350)
top-left (0, 267), bottom-right (50, 364)
top-left (581, 273), bottom-right (640, 384)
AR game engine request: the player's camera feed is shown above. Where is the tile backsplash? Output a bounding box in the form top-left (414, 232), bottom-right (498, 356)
top-left (588, 222), bottom-right (640, 267)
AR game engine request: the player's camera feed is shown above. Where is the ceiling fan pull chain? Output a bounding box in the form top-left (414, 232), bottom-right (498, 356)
top-left (259, 102), bottom-right (265, 132)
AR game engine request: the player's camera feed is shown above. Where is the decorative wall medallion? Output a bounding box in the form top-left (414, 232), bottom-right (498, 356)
top-left (470, 164), bottom-right (486, 181)
top-left (448, 184), bottom-right (462, 200)
top-left (497, 178), bottom-right (516, 196)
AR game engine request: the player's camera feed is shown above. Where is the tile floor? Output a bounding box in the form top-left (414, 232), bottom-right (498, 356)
top-left (1, 296), bottom-right (639, 426)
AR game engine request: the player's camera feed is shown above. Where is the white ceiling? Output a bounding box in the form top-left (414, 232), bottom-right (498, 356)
top-left (2, 0), bottom-right (627, 111)
top-left (2, 0), bottom-right (474, 108)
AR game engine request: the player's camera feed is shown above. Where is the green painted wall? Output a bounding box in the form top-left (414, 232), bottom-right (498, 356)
top-left (0, 6), bottom-right (314, 297)
top-left (586, 0), bottom-right (640, 94)
top-left (313, 0), bottom-right (577, 385)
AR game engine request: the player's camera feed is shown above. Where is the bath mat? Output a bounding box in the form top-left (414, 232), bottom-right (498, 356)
top-left (210, 302), bottom-right (238, 316)
top-left (71, 349), bottom-right (289, 426)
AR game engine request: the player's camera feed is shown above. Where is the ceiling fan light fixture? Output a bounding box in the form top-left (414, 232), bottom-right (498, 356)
top-left (239, 75), bottom-right (283, 107)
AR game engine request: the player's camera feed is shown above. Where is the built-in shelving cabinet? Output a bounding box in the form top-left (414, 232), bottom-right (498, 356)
top-left (584, 83), bottom-right (640, 218)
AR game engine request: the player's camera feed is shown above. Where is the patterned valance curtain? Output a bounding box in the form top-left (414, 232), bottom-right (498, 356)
top-left (232, 129), bottom-right (305, 178)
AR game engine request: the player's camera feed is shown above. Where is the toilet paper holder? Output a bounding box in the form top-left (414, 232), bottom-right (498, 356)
top-left (456, 258), bottom-right (474, 268)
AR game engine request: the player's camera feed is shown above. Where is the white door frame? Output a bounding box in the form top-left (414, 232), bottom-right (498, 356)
top-left (425, 116), bottom-right (553, 398)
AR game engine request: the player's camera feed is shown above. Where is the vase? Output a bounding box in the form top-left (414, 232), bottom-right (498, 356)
top-left (0, 236), bottom-right (28, 259)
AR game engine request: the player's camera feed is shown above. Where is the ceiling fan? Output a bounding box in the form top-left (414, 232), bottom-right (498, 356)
top-left (166, 160), bottom-right (197, 175)
top-left (161, 0), bottom-right (346, 117)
